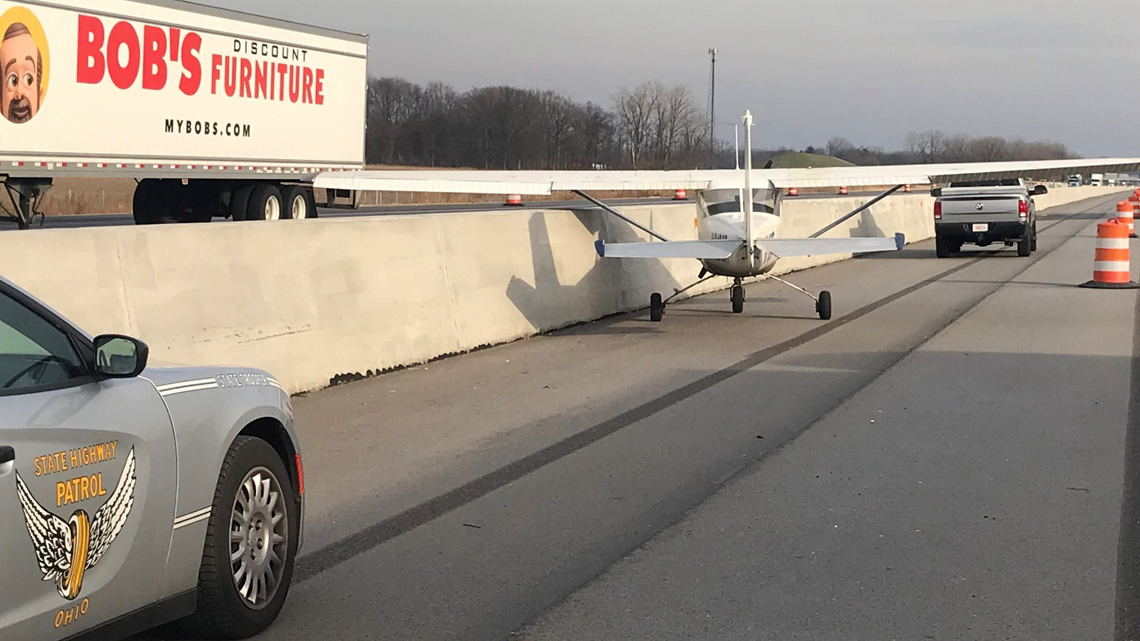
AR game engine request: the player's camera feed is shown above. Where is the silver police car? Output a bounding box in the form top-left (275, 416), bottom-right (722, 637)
top-left (0, 275), bottom-right (303, 640)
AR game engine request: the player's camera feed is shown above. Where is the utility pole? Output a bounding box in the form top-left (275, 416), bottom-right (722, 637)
top-left (708, 48), bottom-right (717, 167)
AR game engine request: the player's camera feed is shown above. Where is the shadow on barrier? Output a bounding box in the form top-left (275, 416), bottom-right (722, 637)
top-left (504, 209), bottom-right (697, 337)
top-left (852, 209), bottom-right (887, 239)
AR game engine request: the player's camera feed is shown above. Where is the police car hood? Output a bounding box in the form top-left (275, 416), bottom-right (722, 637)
top-left (142, 364), bottom-right (281, 391)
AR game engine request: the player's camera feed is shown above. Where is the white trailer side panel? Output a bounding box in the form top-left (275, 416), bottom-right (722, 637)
top-left (0, 0), bottom-right (366, 176)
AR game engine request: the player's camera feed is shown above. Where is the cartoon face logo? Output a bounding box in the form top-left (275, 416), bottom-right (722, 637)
top-left (15, 448), bottom-right (136, 600)
top-left (0, 7), bottom-right (49, 124)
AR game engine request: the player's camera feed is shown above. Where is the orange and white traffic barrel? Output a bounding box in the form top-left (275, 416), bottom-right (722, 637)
top-left (673, 189), bottom-right (687, 200)
top-left (1128, 196), bottom-right (1140, 238)
top-left (504, 194), bottom-right (523, 206)
top-left (787, 187), bottom-right (799, 197)
top-left (903, 184), bottom-right (912, 193)
top-left (838, 186), bottom-right (848, 195)
top-left (1081, 218), bottom-right (1140, 289)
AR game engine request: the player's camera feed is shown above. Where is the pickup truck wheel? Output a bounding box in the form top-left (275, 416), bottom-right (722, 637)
top-left (949, 241), bottom-right (962, 254)
top-left (1018, 234), bottom-right (1032, 257)
top-left (1031, 225), bottom-right (1038, 252)
top-left (935, 236), bottom-right (950, 258)
top-left (180, 436), bottom-right (298, 639)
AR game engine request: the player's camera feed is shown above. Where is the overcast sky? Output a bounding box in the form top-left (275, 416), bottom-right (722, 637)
top-left (224, 0), bottom-right (1138, 157)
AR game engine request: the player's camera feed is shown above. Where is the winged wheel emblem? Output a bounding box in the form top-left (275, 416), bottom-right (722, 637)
top-left (15, 447), bottom-right (137, 600)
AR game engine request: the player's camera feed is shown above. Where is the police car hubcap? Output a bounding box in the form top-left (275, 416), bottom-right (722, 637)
top-left (230, 467), bottom-right (288, 610)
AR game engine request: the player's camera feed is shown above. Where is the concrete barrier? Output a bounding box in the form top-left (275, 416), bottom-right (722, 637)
top-left (1032, 186), bottom-right (1128, 211)
top-left (0, 189), bottom-right (1117, 394)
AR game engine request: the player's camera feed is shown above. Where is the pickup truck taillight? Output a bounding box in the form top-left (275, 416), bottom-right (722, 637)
top-left (1018, 199), bottom-right (1029, 219)
top-left (934, 202), bottom-right (942, 220)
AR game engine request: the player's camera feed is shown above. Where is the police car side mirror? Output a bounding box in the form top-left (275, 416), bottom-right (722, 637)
top-left (930, 188), bottom-right (942, 197)
top-left (93, 335), bottom-right (149, 378)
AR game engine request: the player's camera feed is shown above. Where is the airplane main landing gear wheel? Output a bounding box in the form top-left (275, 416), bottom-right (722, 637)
top-left (649, 293), bottom-right (664, 322)
top-left (816, 291), bottom-right (833, 320)
top-left (731, 285), bottom-right (745, 314)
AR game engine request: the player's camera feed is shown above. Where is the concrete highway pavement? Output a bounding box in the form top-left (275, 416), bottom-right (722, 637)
top-left (0, 191), bottom-right (899, 230)
top-left (144, 194), bottom-right (1135, 640)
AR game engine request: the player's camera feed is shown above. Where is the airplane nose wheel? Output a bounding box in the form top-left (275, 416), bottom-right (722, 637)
top-left (650, 292), bottom-right (664, 322)
top-left (731, 285), bottom-right (745, 314)
top-left (816, 291), bottom-right (832, 320)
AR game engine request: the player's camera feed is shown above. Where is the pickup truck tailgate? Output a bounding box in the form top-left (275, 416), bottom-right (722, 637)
top-left (940, 194), bottom-right (1023, 224)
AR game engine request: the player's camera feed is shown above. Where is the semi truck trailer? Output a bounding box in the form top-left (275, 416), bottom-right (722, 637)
top-left (0, 0), bottom-right (367, 229)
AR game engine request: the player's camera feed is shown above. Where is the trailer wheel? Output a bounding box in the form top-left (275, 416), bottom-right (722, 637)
top-left (132, 180), bottom-right (159, 225)
top-left (231, 185), bottom-right (255, 221)
top-left (281, 186), bottom-right (315, 220)
top-left (245, 185), bottom-right (283, 221)
top-left (132, 180), bottom-right (176, 225)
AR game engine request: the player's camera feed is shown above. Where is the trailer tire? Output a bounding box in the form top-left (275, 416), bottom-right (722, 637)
top-left (132, 180), bottom-right (176, 225)
top-left (305, 188), bottom-right (318, 219)
top-left (281, 186), bottom-right (316, 220)
top-left (245, 185), bottom-right (283, 221)
top-left (231, 185), bottom-right (256, 221)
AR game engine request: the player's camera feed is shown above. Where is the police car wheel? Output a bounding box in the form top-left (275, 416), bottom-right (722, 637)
top-left (181, 436), bottom-right (299, 639)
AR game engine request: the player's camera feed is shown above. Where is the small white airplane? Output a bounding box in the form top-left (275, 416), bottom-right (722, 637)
top-left (315, 111), bottom-right (1140, 322)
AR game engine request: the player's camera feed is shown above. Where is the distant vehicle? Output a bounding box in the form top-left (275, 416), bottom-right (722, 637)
top-left (1068, 174), bottom-right (1083, 187)
top-left (932, 178), bottom-right (1045, 258)
top-left (1091, 173), bottom-right (1105, 186)
top-left (0, 275), bottom-right (303, 640)
top-left (0, 0), bottom-right (368, 229)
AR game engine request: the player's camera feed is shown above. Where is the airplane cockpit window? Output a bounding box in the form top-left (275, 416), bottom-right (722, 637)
top-left (702, 189), bottom-right (776, 216)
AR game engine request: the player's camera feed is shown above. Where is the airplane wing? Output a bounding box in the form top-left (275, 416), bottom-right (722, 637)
top-left (593, 234), bottom-right (904, 260)
top-left (594, 239), bottom-right (743, 260)
top-left (314, 159), bottom-right (1140, 194)
top-left (756, 234), bottom-right (906, 258)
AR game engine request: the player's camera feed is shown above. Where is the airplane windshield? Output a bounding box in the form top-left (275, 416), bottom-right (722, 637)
top-left (707, 199), bottom-right (776, 215)
top-left (703, 189), bottom-right (776, 215)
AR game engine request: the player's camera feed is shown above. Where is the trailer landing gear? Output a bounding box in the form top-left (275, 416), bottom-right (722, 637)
top-left (3, 178), bottom-right (51, 230)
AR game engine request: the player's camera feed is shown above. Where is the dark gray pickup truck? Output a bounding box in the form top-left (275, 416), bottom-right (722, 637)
top-left (932, 179), bottom-right (1047, 258)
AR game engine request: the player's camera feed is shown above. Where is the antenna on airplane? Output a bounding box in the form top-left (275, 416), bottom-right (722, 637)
top-left (743, 110), bottom-right (754, 270)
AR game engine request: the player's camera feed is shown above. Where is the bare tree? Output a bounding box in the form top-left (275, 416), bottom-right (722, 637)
top-left (968, 136), bottom-right (1009, 162)
top-left (360, 75), bottom-right (1081, 171)
top-left (904, 130), bottom-right (947, 163)
top-left (826, 137), bottom-right (854, 158)
top-left (614, 83), bottom-right (660, 169)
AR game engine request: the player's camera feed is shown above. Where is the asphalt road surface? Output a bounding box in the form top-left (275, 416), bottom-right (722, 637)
top-left (0, 191), bottom-right (901, 231)
top-left (141, 193), bottom-right (1137, 640)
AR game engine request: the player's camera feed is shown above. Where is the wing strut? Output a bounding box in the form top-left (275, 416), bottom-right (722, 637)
top-left (809, 184), bottom-right (904, 239)
top-left (572, 190), bottom-right (671, 242)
